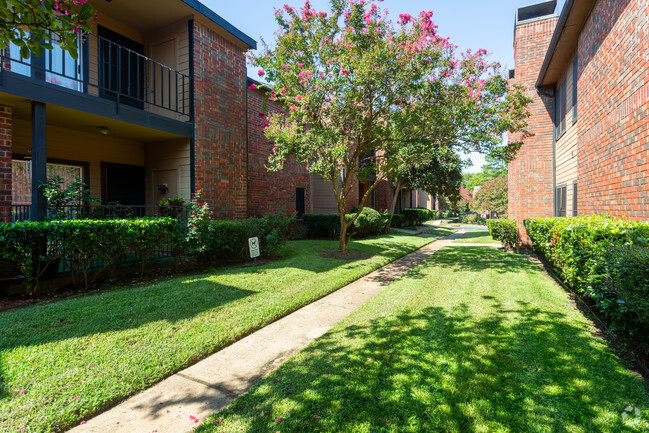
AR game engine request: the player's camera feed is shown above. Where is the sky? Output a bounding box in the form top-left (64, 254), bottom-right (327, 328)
top-left (201, 0), bottom-right (566, 172)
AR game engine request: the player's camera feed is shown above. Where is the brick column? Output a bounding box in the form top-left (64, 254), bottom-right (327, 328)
top-left (0, 105), bottom-right (12, 223)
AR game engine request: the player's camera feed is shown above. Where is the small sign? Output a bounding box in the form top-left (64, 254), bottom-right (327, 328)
top-left (248, 237), bottom-right (260, 258)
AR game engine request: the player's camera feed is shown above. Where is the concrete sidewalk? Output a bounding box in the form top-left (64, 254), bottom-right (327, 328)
top-left (70, 230), bottom-right (492, 433)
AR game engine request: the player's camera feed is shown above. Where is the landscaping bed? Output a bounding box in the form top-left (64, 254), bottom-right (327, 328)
top-left (198, 247), bottom-right (649, 432)
top-left (0, 234), bottom-right (431, 433)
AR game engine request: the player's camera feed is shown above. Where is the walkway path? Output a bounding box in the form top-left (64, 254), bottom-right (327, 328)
top-left (70, 230), bottom-right (497, 433)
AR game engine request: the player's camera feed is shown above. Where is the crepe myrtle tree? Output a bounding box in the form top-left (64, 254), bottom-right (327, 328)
top-left (254, 0), bottom-right (531, 253)
top-left (470, 175), bottom-right (508, 217)
top-left (0, 0), bottom-right (94, 59)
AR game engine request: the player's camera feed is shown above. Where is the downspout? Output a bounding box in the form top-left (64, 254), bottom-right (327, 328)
top-left (188, 19), bottom-right (196, 197)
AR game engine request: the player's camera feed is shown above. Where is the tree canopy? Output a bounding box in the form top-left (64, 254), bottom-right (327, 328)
top-left (254, 0), bottom-right (531, 252)
top-left (470, 175), bottom-right (508, 215)
top-left (0, 0), bottom-right (94, 59)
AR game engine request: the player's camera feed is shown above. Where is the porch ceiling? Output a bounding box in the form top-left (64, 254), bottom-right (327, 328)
top-left (2, 93), bottom-right (185, 142)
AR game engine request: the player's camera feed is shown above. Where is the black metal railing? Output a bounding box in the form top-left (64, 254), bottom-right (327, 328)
top-left (0, 31), bottom-right (192, 120)
top-left (11, 204), bottom-right (190, 223)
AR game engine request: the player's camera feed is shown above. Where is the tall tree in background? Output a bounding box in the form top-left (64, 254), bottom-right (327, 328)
top-left (255, 0), bottom-right (531, 253)
top-left (0, 0), bottom-right (94, 59)
top-left (470, 175), bottom-right (508, 216)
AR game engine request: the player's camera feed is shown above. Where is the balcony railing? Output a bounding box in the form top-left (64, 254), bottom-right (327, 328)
top-left (0, 31), bottom-right (192, 120)
top-left (11, 204), bottom-right (190, 223)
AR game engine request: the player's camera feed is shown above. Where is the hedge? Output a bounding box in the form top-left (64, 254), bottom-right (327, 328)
top-left (486, 219), bottom-right (517, 249)
top-left (303, 208), bottom-right (386, 239)
top-left (524, 215), bottom-right (649, 334)
top-left (0, 218), bottom-right (179, 293)
top-left (402, 208), bottom-right (437, 225)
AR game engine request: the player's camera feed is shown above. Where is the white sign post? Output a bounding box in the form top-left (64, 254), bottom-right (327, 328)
top-left (248, 237), bottom-right (260, 265)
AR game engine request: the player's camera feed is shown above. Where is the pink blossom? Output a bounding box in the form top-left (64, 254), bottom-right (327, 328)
top-left (398, 13), bottom-right (412, 25)
top-left (257, 69), bottom-right (265, 77)
top-left (248, 83), bottom-right (256, 90)
top-left (295, 95), bottom-right (303, 102)
top-left (18, 389), bottom-right (25, 394)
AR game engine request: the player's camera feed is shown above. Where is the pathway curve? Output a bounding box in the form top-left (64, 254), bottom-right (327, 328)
top-left (70, 230), bottom-right (497, 433)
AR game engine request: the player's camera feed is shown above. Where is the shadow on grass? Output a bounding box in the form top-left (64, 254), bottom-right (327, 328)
top-left (198, 302), bottom-right (649, 432)
top-left (0, 236), bottom-right (428, 403)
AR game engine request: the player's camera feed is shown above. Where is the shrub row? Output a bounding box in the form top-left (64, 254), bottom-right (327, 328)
top-left (486, 219), bottom-right (517, 249)
top-left (402, 208), bottom-right (439, 225)
top-left (0, 218), bottom-right (179, 293)
top-left (0, 208), bottom-right (297, 294)
top-left (525, 215), bottom-right (649, 335)
top-left (303, 207), bottom-right (387, 239)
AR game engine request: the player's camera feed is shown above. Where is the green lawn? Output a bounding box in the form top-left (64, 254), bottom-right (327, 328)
top-left (199, 247), bottom-right (649, 432)
top-left (424, 227), bottom-right (457, 237)
top-left (453, 230), bottom-right (500, 244)
top-left (0, 234), bottom-right (431, 433)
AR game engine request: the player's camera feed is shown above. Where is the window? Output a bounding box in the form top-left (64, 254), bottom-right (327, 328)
top-left (555, 185), bottom-right (567, 217)
top-left (45, 34), bottom-right (84, 91)
top-left (5, 41), bottom-right (31, 77)
top-left (98, 26), bottom-right (144, 108)
top-left (572, 182), bottom-right (578, 216)
top-left (555, 78), bottom-right (567, 138)
top-left (12, 159), bottom-right (85, 205)
top-left (572, 56), bottom-right (578, 124)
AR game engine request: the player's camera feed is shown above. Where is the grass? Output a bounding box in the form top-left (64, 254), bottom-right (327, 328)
top-left (424, 227), bottom-right (458, 237)
top-left (0, 234), bottom-right (432, 433)
top-left (399, 226), bottom-right (419, 231)
top-left (198, 247), bottom-right (649, 432)
top-left (453, 230), bottom-right (500, 244)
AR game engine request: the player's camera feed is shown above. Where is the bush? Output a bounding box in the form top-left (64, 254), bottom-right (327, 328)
top-left (389, 213), bottom-right (406, 228)
top-left (487, 219), bottom-right (517, 249)
top-left (350, 207), bottom-right (385, 237)
top-left (602, 245), bottom-right (649, 333)
top-left (303, 214), bottom-right (341, 238)
top-left (459, 213), bottom-right (486, 225)
top-left (304, 208), bottom-right (386, 239)
top-left (402, 208), bottom-right (434, 225)
top-left (524, 215), bottom-right (649, 334)
top-left (0, 218), bottom-right (179, 293)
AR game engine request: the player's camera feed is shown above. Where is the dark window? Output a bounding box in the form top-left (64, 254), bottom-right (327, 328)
top-left (296, 188), bottom-right (306, 217)
top-left (555, 185), bottom-right (567, 217)
top-left (556, 79), bottom-right (567, 137)
top-left (572, 56), bottom-right (578, 124)
top-left (98, 26), bottom-right (144, 109)
top-left (572, 183), bottom-right (578, 216)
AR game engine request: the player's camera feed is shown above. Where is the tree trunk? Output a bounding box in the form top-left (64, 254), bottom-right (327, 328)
top-left (386, 179), bottom-right (402, 229)
top-left (339, 220), bottom-right (349, 254)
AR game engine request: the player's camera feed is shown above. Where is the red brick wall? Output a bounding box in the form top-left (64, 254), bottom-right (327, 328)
top-left (0, 105), bottom-right (11, 223)
top-left (576, 0), bottom-right (649, 219)
top-left (247, 86), bottom-right (311, 217)
top-left (508, 16), bottom-right (558, 244)
top-left (193, 21), bottom-right (248, 218)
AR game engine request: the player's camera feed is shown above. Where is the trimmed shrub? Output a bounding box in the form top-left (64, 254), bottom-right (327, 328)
top-left (524, 215), bottom-right (649, 334)
top-left (487, 219), bottom-right (517, 249)
top-left (389, 213), bottom-right (406, 228)
top-left (303, 214), bottom-right (341, 238)
top-left (0, 218), bottom-right (179, 293)
top-left (459, 213), bottom-right (486, 225)
top-left (350, 207), bottom-right (385, 237)
top-left (402, 208), bottom-right (434, 225)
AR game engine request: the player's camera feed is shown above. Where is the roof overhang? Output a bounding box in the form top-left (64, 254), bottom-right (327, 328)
top-left (536, 0), bottom-right (597, 88)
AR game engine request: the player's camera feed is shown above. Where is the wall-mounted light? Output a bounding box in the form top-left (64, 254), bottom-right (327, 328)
top-left (25, 147), bottom-right (32, 160)
top-left (99, 126), bottom-right (109, 136)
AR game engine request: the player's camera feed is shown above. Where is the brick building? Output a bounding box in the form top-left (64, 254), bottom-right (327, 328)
top-left (509, 0), bottom-right (649, 244)
top-left (0, 0), bottom-right (255, 222)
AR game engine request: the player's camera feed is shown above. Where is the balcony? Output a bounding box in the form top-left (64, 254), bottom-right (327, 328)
top-left (0, 30), bottom-right (192, 122)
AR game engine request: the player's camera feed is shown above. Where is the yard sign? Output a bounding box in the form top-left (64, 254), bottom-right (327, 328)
top-left (248, 237), bottom-right (260, 259)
